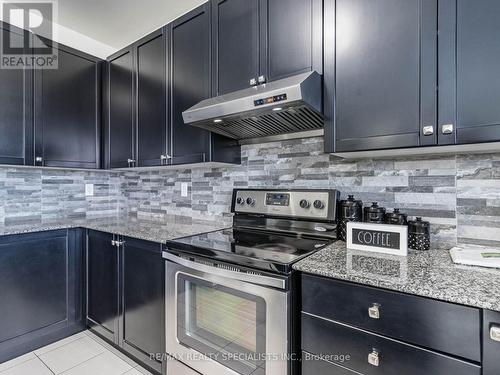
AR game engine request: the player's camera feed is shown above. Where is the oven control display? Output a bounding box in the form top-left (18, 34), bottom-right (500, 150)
top-left (266, 193), bottom-right (290, 206)
top-left (254, 94), bottom-right (287, 107)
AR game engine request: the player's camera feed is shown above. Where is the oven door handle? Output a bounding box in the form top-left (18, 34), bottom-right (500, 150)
top-left (163, 251), bottom-right (287, 290)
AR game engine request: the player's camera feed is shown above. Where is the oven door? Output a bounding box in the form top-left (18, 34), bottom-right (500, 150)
top-left (165, 252), bottom-right (289, 375)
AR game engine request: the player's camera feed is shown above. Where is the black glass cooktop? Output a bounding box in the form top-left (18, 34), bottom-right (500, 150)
top-left (166, 228), bottom-right (333, 274)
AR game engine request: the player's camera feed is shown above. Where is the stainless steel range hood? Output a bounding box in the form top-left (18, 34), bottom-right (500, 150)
top-left (182, 71), bottom-right (323, 140)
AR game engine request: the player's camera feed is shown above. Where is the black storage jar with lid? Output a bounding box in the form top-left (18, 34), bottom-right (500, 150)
top-left (338, 195), bottom-right (363, 241)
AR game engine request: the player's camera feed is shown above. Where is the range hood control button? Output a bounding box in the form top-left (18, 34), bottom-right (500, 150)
top-left (246, 198), bottom-right (255, 206)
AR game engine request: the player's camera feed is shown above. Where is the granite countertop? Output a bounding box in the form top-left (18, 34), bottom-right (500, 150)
top-left (0, 215), bottom-right (229, 243)
top-left (294, 241), bottom-right (500, 312)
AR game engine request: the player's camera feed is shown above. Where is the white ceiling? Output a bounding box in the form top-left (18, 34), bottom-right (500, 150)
top-left (57, 0), bottom-right (207, 52)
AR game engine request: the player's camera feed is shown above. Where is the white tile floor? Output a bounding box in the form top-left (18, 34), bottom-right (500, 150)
top-left (0, 331), bottom-right (155, 375)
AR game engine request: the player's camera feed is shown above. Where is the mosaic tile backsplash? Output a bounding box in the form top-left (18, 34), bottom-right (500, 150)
top-left (1, 137), bottom-right (499, 248)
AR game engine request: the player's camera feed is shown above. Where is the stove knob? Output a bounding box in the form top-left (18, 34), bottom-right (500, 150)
top-left (299, 199), bottom-right (310, 209)
top-left (236, 197), bottom-right (245, 206)
top-left (313, 200), bottom-right (325, 209)
top-left (246, 197), bottom-right (255, 206)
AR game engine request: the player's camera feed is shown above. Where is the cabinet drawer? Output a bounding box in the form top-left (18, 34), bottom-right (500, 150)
top-left (301, 274), bottom-right (480, 362)
top-left (302, 313), bottom-right (481, 375)
top-left (302, 351), bottom-right (359, 375)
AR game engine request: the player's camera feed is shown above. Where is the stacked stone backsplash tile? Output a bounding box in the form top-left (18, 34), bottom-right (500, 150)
top-left (119, 137), bottom-right (500, 249)
top-left (1, 137), bottom-right (499, 248)
top-left (0, 167), bottom-right (120, 224)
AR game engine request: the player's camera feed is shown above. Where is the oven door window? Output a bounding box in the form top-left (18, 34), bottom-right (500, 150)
top-left (177, 274), bottom-right (266, 375)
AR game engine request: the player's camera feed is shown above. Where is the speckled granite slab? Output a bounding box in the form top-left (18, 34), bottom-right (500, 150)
top-left (0, 216), bottom-right (229, 243)
top-left (293, 241), bottom-right (500, 312)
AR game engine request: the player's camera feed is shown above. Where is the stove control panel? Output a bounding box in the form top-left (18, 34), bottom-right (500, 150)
top-left (232, 189), bottom-right (338, 221)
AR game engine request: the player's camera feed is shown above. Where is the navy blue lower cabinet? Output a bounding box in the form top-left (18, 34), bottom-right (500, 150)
top-left (301, 313), bottom-right (481, 375)
top-left (0, 229), bottom-right (85, 363)
top-left (483, 310), bottom-right (500, 375)
top-left (121, 237), bottom-right (164, 373)
top-left (86, 230), bottom-right (120, 344)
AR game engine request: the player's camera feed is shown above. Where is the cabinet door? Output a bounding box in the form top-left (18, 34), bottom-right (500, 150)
top-left (0, 229), bottom-right (84, 363)
top-left (212, 0), bottom-right (260, 95)
top-left (326, 0), bottom-right (438, 153)
top-left (439, 0), bottom-right (500, 145)
top-left (108, 48), bottom-right (135, 168)
top-left (0, 24), bottom-right (33, 166)
top-left (261, 0), bottom-right (323, 83)
top-left (136, 29), bottom-right (168, 167)
top-left (170, 4), bottom-right (213, 165)
top-left (484, 310), bottom-right (500, 375)
top-left (34, 43), bottom-right (101, 168)
top-left (121, 238), bottom-right (164, 372)
top-left (86, 230), bottom-right (119, 343)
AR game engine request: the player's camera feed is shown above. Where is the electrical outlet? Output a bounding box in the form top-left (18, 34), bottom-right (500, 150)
top-left (181, 182), bottom-right (189, 197)
top-left (85, 184), bottom-right (94, 197)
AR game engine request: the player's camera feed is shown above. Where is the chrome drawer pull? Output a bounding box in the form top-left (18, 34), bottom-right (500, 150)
top-left (422, 125), bottom-right (434, 136)
top-left (368, 303), bottom-right (381, 319)
top-left (441, 124), bottom-right (454, 135)
top-left (368, 350), bottom-right (380, 367)
top-left (491, 326), bottom-right (500, 342)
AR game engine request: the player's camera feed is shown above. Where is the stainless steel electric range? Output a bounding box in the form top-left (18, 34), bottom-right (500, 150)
top-left (163, 189), bottom-right (339, 375)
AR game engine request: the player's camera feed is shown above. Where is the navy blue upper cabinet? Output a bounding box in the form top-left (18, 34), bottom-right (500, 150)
top-left (106, 47), bottom-right (135, 169)
top-left (33, 41), bottom-right (101, 169)
top-left (212, 0), bottom-right (323, 95)
top-left (136, 29), bottom-right (168, 167)
top-left (211, 0), bottom-right (260, 95)
top-left (439, 0), bottom-right (500, 145)
top-left (325, 0), bottom-right (438, 153)
top-left (0, 24), bottom-right (33, 166)
top-left (170, 4), bottom-right (240, 166)
top-left (262, 0), bottom-right (323, 83)
top-left (170, 4), bottom-right (212, 164)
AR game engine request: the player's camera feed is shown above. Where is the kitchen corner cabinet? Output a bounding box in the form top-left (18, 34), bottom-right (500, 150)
top-left (439, 0), bottom-right (500, 145)
top-left (211, 0), bottom-right (323, 96)
top-left (324, 0), bottom-right (438, 153)
top-left (34, 40), bottom-right (102, 169)
top-left (169, 4), bottom-right (240, 165)
top-left (86, 230), bottom-right (164, 373)
top-left (0, 229), bottom-right (85, 363)
top-left (0, 23), bottom-right (33, 166)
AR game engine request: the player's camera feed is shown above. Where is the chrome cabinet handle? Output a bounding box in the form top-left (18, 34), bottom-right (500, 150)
top-left (422, 125), bottom-right (434, 136)
top-left (368, 303), bottom-right (381, 319)
top-left (111, 240), bottom-right (117, 246)
top-left (249, 78), bottom-right (257, 86)
top-left (160, 155), bottom-right (172, 164)
top-left (258, 75), bottom-right (266, 84)
top-left (127, 159), bottom-right (136, 167)
top-left (35, 156), bottom-right (43, 163)
top-left (368, 350), bottom-right (380, 367)
top-left (491, 326), bottom-right (500, 342)
top-left (441, 124), bottom-right (454, 135)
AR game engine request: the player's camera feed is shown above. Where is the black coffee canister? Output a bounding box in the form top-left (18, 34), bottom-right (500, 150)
top-left (408, 217), bottom-right (431, 250)
top-left (364, 202), bottom-right (386, 223)
top-left (385, 208), bottom-right (408, 225)
top-left (338, 195), bottom-right (363, 241)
